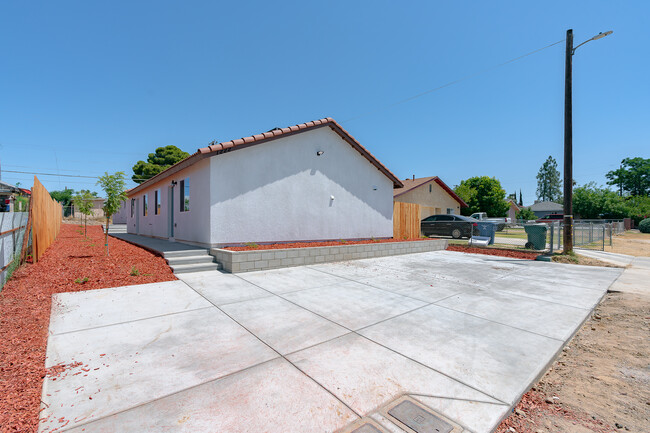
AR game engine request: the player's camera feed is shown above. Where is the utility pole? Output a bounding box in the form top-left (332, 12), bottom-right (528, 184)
top-left (563, 29), bottom-right (574, 253)
top-left (562, 28), bottom-right (613, 254)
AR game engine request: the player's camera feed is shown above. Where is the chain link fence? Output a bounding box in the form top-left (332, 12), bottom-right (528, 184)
top-left (455, 219), bottom-right (626, 253)
top-left (1, 211), bottom-right (30, 289)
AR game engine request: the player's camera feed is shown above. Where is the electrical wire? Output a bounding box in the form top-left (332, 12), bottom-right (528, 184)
top-left (342, 39), bottom-right (565, 123)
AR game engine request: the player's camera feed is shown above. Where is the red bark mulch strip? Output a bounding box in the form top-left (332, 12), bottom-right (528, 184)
top-left (0, 224), bottom-right (176, 432)
top-left (223, 237), bottom-right (436, 251)
top-left (446, 244), bottom-right (538, 260)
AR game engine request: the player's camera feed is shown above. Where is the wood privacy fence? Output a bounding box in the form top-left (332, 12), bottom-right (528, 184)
top-left (30, 177), bottom-right (62, 262)
top-left (393, 201), bottom-right (422, 239)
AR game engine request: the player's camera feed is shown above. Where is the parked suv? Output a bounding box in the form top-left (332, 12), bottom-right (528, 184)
top-left (421, 214), bottom-right (479, 239)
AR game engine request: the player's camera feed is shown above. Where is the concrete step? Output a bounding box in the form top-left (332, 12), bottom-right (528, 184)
top-left (170, 262), bottom-right (222, 274)
top-left (164, 249), bottom-right (209, 259)
top-left (166, 255), bottom-right (216, 265)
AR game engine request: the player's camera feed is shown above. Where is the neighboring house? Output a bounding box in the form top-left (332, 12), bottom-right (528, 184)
top-left (507, 200), bottom-right (521, 221)
top-left (112, 200), bottom-right (128, 224)
top-left (527, 200), bottom-right (563, 219)
top-left (393, 176), bottom-right (468, 220)
top-left (72, 198), bottom-right (105, 218)
top-left (126, 118), bottom-right (403, 247)
top-left (0, 180), bottom-right (27, 212)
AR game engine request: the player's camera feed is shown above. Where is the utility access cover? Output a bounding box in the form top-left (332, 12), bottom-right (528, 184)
top-left (388, 400), bottom-right (453, 433)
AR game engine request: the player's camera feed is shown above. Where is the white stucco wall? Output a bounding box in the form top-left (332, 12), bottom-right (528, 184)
top-left (209, 127), bottom-right (394, 246)
top-left (126, 158), bottom-right (211, 246)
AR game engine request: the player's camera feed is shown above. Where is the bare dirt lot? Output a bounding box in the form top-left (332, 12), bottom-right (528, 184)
top-left (496, 233), bottom-right (650, 433)
top-left (606, 231), bottom-right (650, 256)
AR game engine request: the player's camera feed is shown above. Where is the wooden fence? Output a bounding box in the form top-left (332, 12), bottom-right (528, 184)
top-left (30, 177), bottom-right (62, 262)
top-left (393, 201), bottom-right (422, 239)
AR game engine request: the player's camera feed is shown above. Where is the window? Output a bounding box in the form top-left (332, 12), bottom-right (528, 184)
top-left (143, 194), bottom-right (148, 216)
top-left (438, 215), bottom-right (453, 221)
top-left (154, 190), bottom-right (161, 215)
top-left (130, 199), bottom-right (135, 217)
top-left (429, 184), bottom-right (432, 193)
top-left (180, 177), bottom-right (190, 212)
top-left (423, 215), bottom-right (438, 222)
top-left (447, 208), bottom-right (455, 214)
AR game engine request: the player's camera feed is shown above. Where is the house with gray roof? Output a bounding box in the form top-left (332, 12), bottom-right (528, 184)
top-left (527, 200), bottom-right (563, 219)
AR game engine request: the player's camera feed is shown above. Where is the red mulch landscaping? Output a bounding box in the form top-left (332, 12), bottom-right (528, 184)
top-left (446, 244), bottom-right (538, 260)
top-left (224, 237), bottom-right (435, 251)
top-left (0, 224), bottom-right (176, 433)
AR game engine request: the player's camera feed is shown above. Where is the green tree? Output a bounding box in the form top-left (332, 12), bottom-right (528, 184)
top-left (454, 176), bottom-right (509, 217)
top-left (73, 190), bottom-right (95, 237)
top-left (606, 157), bottom-right (650, 197)
top-left (97, 172), bottom-right (128, 255)
top-left (573, 183), bottom-right (628, 219)
top-left (516, 207), bottom-right (536, 221)
top-left (519, 189), bottom-right (523, 207)
top-left (50, 187), bottom-right (75, 217)
top-left (536, 156), bottom-right (562, 202)
top-left (132, 145), bottom-right (190, 184)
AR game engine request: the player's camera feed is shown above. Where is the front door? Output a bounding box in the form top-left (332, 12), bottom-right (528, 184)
top-left (135, 198), bottom-right (140, 234)
top-left (168, 186), bottom-right (174, 238)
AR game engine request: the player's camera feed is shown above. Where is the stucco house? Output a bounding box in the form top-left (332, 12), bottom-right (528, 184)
top-left (126, 118), bottom-right (403, 247)
top-left (393, 176), bottom-right (468, 220)
top-left (507, 199), bottom-right (521, 221)
top-left (71, 197), bottom-right (106, 219)
top-left (527, 200), bottom-right (563, 219)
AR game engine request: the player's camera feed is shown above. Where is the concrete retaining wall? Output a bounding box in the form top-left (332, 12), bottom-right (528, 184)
top-left (211, 239), bottom-right (448, 273)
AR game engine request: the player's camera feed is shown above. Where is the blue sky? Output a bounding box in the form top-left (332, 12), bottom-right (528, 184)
top-left (1, 1), bottom-right (648, 205)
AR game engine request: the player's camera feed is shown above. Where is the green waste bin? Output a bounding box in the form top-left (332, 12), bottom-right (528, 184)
top-left (524, 224), bottom-right (547, 250)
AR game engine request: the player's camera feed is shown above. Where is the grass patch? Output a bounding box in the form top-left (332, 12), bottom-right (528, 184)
top-left (74, 277), bottom-right (89, 284)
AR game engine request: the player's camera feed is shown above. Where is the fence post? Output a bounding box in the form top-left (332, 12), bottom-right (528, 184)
top-left (602, 225), bottom-right (606, 250)
top-left (549, 223), bottom-right (554, 254)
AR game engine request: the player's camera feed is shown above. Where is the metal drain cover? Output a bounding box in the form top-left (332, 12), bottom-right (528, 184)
top-left (350, 423), bottom-right (383, 433)
top-left (388, 400), bottom-right (453, 433)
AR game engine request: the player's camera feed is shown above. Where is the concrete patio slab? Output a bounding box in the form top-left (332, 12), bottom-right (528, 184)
top-left (41, 307), bottom-right (278, 432)
top-left (287, 334), bottom-right (501, 415)
top-left (177, 271), bottom-right (272, 305)
top-left (489, 274), bottom-right (608, 309)
top-left (49, 280), bottom-right (210, 335)
top-left (355, 272), bottom-right (471, 303)
top-left (221, 296), bottom-right (349, 355)
top-left (40, 250), bottom-right (623, 433)
top-left (283, 281), bottom-right (427, 330)
top-left (435, 289), bottom-right (592, 340)
top-left (64, 358), bottom-right (358, 433)
top-left (358, 304), bottom-right (564, 404)
top-left (238, 266), bottom-right (349, 294)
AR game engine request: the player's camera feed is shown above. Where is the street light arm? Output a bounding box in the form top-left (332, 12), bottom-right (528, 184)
top-left (572, 30), bottom-right (613, 54)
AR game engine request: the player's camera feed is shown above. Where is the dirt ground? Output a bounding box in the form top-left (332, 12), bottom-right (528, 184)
top-left (551, 254), bottom-right (623, 268)
top-left (606, 231), bottom-right (650, 256)
top-left (496, 239), bottom-right (650, 432)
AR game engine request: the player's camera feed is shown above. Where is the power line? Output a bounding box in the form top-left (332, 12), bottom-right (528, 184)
top-left (342, 39), bottom-right (565, 123)
top-left (1, 169), bottom-right (152, 181)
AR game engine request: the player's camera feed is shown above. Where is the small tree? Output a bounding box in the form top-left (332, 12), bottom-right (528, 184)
top-left (73, 190), bottom-right (95, 237)
top-left (97, 172), bottom-right (128, 255)
top-left (516, 207), bottom-right (537, 221)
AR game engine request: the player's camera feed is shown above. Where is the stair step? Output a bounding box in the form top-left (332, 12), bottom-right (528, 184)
top-left (171, 262), bottom-right (222, 274)
top-left (166, 255), bottom-right (216, 265)
top-left (164, 249), bottom-right (209, 258)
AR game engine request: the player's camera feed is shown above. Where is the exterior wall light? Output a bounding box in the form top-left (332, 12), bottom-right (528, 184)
top-left (171, 180), bottom-right (177, 187)
top-left (316, 151), bottom-right (324, 156)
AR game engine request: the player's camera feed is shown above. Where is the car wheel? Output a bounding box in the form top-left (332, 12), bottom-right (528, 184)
top-left (451, 228), bottom-right (462, 239)
top-left (525, 241), bottom-right (534, 249)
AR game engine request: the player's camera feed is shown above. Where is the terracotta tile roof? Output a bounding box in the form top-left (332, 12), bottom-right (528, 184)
top-left (393, 176), bottom-right (468, 208)
top-left (129, 118), bottom-right (403, 195)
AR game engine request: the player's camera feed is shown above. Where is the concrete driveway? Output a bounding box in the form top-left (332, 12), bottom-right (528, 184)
top-left (40, 251), bottom-right (622, 433)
